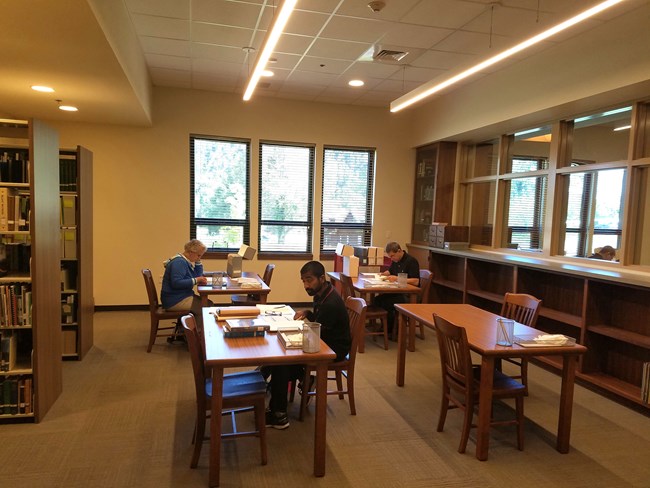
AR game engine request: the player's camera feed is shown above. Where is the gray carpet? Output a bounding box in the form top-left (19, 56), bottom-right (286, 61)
top-left (1, 310), bottom-right (649, 487)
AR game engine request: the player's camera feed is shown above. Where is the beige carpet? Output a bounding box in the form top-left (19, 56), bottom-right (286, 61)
top-left (1, 310), bottom-right (649, 487)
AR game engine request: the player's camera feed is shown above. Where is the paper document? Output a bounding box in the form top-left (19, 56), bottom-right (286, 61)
top-left (256, 304), bottom-right (296, 316)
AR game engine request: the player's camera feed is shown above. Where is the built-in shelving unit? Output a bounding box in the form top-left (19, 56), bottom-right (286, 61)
top-left (0, 119), bottom-right (62, 422)
top-left (409, 243), bottom-right (650, 410)
top-left (59, 147), bottom-right (93, 360)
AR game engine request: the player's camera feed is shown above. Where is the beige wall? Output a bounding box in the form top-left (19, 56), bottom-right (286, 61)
top-left (51, 87), bottom-right (414, 305)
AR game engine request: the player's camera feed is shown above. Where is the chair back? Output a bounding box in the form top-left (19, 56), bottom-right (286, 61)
top-left (262, 264), bottom-right (275, 286)
top-left (418, 269), bottom-right (433, 304)
top-left (433, 313), bottom-right (474, 394)
top-left (344, 297), bottom-right (367, 368)
top-left (501, 293), bottom-right (541, 327)
top-left (339, 273), bottom-right (356, 300)
top-left (181, 314), bottom-right (208, 405)
top-left (142, 268), bottom-right (162, 311)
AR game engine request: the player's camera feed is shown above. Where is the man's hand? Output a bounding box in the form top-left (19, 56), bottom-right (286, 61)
top-left (294, 310), bottom-right (307, 320)
top-left (196, 276), bottom-right (208, 286)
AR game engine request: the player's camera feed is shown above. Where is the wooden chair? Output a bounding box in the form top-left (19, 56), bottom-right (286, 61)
top-left (141, 268), bottom-right (191, 352)
top-left (499, 293), bottom-right (542, 394)
top-left (231, 263), bottom-right (275, 306)
top-left (180, 314), bottom-right (267, 469)
top-left (433, 313), bottom-right (525, 454)
top-left (339, 273), bottom-right (388, 352)
top-left (297, 297), bottom-right (367, 421)
top-left (393, 269), bottom-right (434, 342)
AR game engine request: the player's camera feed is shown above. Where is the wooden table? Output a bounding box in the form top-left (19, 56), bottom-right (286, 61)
top-left (394, 303), bottom-right (587, 461)
top-left (197, 271), bottom-right (270, 306)
top-left (328, 271), bottom-right (420, 352)
top-left (203, 308), bottom-right (336, 487)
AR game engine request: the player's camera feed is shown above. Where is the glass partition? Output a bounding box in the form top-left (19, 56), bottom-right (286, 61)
top-left (465, 138), bottom-right (499, 178)
top-left (570, 106), bottom-right (632, 166)
top-left (463, 181), bottom-right (496, 246)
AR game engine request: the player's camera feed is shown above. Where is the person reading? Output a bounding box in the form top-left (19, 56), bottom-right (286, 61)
top-left (263, 261), bottom-right (350, 429)
top-left (374, 241), bottom-right (420, 335)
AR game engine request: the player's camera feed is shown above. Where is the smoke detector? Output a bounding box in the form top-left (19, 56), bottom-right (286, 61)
top-left (367, 1), bottom-right (386, 13)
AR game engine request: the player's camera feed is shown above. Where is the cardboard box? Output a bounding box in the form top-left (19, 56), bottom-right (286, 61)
top-left (237, 244), bottom-right (256, 260)
top-left (335, 243), bottom-right (354, 256)
top-left (342, 255), bottom-right (359, 277)
top-left (227, 253), bottom-right (242, 277)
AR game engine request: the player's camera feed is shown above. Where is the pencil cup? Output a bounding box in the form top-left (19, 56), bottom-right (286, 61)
top-left (302, 322), bottom-right (321, 353)
top-left (496, 318), bottom-right (514, 346)
top-left (397, 273), bottom-right (408, 287)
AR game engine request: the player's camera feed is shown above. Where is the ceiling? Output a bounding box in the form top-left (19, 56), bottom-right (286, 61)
top-left (0, 0), bottom-right (646, 126)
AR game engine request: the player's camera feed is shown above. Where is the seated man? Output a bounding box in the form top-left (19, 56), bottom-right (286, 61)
top-left (374, 241), bottom-right (420, 334)
top-left (264, 261), bottom-right (350, 430)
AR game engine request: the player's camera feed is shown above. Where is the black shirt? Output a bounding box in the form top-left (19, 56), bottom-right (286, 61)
top-left (304, 281), bottom-right (350, 361)
top-left (388, 251), bottom-right (420, 285)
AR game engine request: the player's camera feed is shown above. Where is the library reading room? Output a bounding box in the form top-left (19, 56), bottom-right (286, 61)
top-left (1, 1), bottom-right (650, 487)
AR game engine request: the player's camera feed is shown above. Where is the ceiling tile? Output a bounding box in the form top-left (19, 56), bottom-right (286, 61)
top-left (295, 0), bottom-right (344, 14)
top-left (192, 22), bottom-right (254, 47)
top-left (380, 23), bottom-right (453, 49)
top-left (191, 43), bottom-right (247, 63)
top-left (149, 66), bottom-right (192, 87)
top-left (433, 30), bottom-right (511, 56)
top-left (285, 69), bottom-right (339, 86)
top-left (192, 0), bottom-right (265, 29)
top-left (344, 61), bottom-right (401, 79)
top-left (307, 38), bottom-right (370, 61)
top-left (401, 0), bottom-right (488, 29)
top-left (320, 16), bottom-right (390, 43)
top-left (335, 0), bottom-right (422, 21)
top-left (271, 33), bottom-right (314, 56)
top-left (144, 53), bottom-right (192, 70)
top-left (131, 14), bottom-right (190, 40)
top-left (410, 49), bottom-right (476, 70)
top-left (125, 0), bottom-right (190, 19)
top-left (139, 37), bottom-right (191, 57)
top-left (296, 56), bottom-right (352, 74)
top-left (284, 10), bottom-right (330, 37)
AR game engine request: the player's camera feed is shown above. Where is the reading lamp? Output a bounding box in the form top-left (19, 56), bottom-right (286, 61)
top-left (243, 0), bottom-right (297, 101)
top-left (390, 0), bottom-right (625, 113)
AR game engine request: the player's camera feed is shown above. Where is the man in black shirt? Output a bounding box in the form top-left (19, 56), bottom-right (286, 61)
top-left (374, 242), bottom-right (420, 335)
top-left (265, 261), bottom-right (350, 430)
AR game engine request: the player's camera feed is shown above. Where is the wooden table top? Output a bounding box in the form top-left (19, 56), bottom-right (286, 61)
top-left (197, 271), bottom-right (271, 296)
top-left (328, 271), bottom-right (420, 295)
top-left (395, 303), bottom-right (587, 357)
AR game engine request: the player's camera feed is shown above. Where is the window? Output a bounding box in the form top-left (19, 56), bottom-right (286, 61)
top-left (259, 142), bottom-right (314, 253)
top-left (463, 181), bottom-right (495, 246)
top-left (563, 168), bottom-right (625, 257)
top-left (505, 173), bottom-right (547, 251)
top-left (190, 136), bottom-right (250, 252)
top-left (321, 147), bottom-right (375, 252)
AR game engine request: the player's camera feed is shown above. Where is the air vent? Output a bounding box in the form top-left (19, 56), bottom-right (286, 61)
top-left (374, 49), bottom-right (408, 63)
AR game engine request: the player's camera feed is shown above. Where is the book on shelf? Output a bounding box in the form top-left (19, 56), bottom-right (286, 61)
top-left (60, 195), bottom-right (76, 227)
top-left (278, 330), bottom-right (303, 349)
top-left (212, 306), bottom-right (260, 319)
top-left (1, 332), bottom-right (17, 371)
top-left (642, 362), bottom-right (650, 405)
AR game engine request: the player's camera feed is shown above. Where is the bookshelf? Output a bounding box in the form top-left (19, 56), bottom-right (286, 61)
top-left (409, 243), bottom-right (650, 410)
top-left (412, 142), bottom-right (457, 245)
top-left (0, 119), bottom-right (62, 422)
top-left (59, 147), bottom-right (93, 360)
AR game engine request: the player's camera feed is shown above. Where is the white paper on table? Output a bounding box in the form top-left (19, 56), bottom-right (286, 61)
top-left (256, 304), bottom-right (296, 316)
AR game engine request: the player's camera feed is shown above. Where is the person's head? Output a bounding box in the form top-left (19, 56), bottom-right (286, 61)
top-left (385, 241), bottom-right (404, 263)
top-left (599, 245), bottom-right (616, 261)
top-left (183, 239), bottom-right (207, 263)
top-left (300, 261), bottom-right (326, 296)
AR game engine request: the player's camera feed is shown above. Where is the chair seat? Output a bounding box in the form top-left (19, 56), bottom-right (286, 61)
top-left (205, 371), bottom-right (267, 398)
top-left (472, 367), bottom-right (526, 396)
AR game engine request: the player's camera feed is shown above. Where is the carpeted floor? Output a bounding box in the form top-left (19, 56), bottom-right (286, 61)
top-left (1, 310), bottom-right (649, 487)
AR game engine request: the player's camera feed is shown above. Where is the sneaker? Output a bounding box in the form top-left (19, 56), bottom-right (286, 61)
top-left (265, 410), bottom-right (290, 430)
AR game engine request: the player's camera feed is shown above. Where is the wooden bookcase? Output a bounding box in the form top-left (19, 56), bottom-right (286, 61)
top-left (59, 147), bottom-right (93, 360)
top-left (409, 243), bottom-right (650, 410)
top-left (0, 119), bottom-right (62, 422)
top-left (412, 141), bottom-right (457, 245)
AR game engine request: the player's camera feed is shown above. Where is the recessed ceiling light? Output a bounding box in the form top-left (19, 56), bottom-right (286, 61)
top-left (261, 70), bottom-right (274, 77)
top-left (349, 80), bottom-right (364, 87)
top-left (31, 85), bottom-right (54, 93)
top-left (58, 105), bottom-right (78, 112)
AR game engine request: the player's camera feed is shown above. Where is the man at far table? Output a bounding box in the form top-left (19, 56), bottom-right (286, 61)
top-left (375, 242), bottom-right (420, 336)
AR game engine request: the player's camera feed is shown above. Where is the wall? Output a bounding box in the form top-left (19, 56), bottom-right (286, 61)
top-left (51, 87), bottom-right (414, 305)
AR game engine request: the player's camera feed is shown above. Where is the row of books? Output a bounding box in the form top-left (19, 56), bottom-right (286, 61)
top-left (1, 332), bottom-right (16, 371)
top-left (0, 150), bottom-right (29, 184)
top-left (0, 376), bottom-right (32, 415)
top-left (59, 157), bottom-right (77, 192)
top-left (642, 362), bottom-right (650, 405)
top-left (223, 318), bottom-right (269, 338)
top-left (0, 189), bottom-right (30, 231)
top-left (0, 284), bottom-right (32, 327)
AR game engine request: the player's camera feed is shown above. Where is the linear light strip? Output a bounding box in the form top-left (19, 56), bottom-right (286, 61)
top-left (243, 0), bottom-right (297, 101)
top-left (390, 0), bottom-right (626, 113)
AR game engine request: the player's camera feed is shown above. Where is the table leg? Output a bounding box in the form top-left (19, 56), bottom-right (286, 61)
top-left (201, 294), bottom-right (208, 307)
top-left (396, 311), bottom-right (407, 386)
top-left (209, 366), bottom-right (224, 487)
top-left (476, 355), bottom-right (495, 461)
top-left (314, 362), bottom-right (328, 477)
top-left (556, 354), bottom-right (578, 453)
top-left (407, 292), bottom-right (418, 351)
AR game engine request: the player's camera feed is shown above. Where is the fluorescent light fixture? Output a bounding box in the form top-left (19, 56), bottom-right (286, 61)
top-left (390, 0), bottom-right (625, 113)
top-left (349, 80), bottom-right (365, 87)
top-left (59, 105), bottom-right (78, 112)
top-left (243, 0), bottom-right (297, 101)
top-left (613, 125), bottom-right (631, 131)
top-left (31, 85), bottom-right (54, 93)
